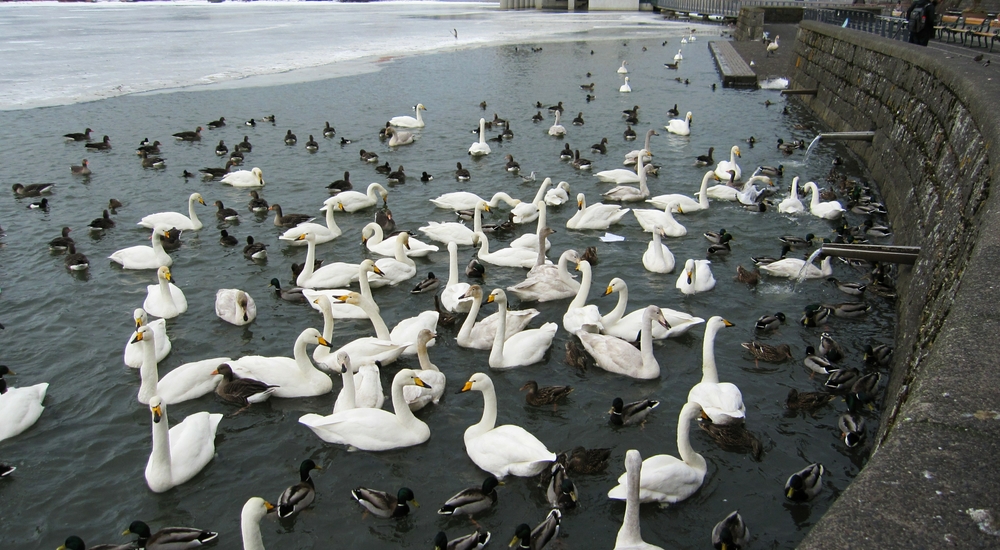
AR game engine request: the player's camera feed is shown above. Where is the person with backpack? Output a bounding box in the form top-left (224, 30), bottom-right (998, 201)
top-left (907, 0), bottom-right (938, 46)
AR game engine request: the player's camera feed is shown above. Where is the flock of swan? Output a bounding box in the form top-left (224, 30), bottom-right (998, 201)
top-left (1, 34), bottom-right (898, 550)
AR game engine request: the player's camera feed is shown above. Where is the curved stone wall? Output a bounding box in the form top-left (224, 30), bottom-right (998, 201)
top-left (790, 21), bottom-right (1000, 547)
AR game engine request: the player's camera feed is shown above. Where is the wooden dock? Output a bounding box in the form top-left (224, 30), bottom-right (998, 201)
top-left (710, 41), bottom-right (757, 88)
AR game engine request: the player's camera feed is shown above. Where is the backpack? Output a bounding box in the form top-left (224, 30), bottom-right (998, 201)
top-left (908, 2), bottom-right (927, 33)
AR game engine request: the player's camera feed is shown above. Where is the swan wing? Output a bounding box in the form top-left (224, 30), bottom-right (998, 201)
top-left (138, 212), bottom-right (195, 230)
top-left (577, 332), bottom-right (641, 375)
top-left (466, 425), bottom-right (555, 478)
top-left (0, 383), bottom-right (48, 443)
top-left (125, 318), bottom-right (171, 368)
top-left (158, 357), bottom-right (228, 405)
top-left (166, 411), bottom-right (222, 486)
top-left (299, 408), bottom-right (429, 451)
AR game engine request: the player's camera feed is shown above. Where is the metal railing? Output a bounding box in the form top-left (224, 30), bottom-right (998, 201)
top-left (802, 7), bottom-right (912, 41)
top-left (653, 0), bottom-right (857, 19)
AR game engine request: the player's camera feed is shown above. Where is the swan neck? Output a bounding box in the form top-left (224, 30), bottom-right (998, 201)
top-left (150, 404), bottom-right (171, 481)
top-left (637, 156), bottom-right (649, 195)
top-left (458, 292), bottom-right (483, 341)
top-left (293, 332), bottom-right (318, 375)
top-left (394, 236), bottom-right (415, 266)
top-left (340, 367), bottom-right (357, 410)
top-left (159, 276), bottom-right (174, 306)
top-left (570, 262), bottom-right (592, 309)
top-left (416, 341), bottom-right (437, 372)
top-left (320, 300), bottom-right (335, 341)
top-left (808, 183), bottom-right (821, 207)
top-left (358, 266), bottom-right (375, 302)
top-left (241, 510), bottom-right (266, 550)
top-left (474, 206), bottom-right (483, 233)
top-left (188, 196), bottom-right (201, 226)
top-left (138, 332), bottom-right (159, 403)
top-left (368, 223), bottom-right (384, 244)
top-left (617, 460), bottom-right (644, 546)
top-left (701, 323), bottom-right (721, 384)
top-left (447, 245), bottom-right (459, 286)
top-left (699, 172), bottom-right (712, 207)
top-left (652, 231), bottom-right (665, 262)
top-left (557, 253), bottom-right (575, 287)
top-left (531, 182), bottom-right (548, 205)
top-left (603, 285), bottom-right (628, 326)
top-left (474, 382), bottom-right (499, 436)
top-left (390, 373), bottom-right (420, 426)
top-left (478, 120), bottom-right (486, 144)
top-left (325, 206), bottom-right (339, 233)
top-left (298, 238), bottom-right (316, 286)
top-left (360, 297), bottom-right (391, 340)
top-left (639, 311), bottom-right (658, 375)
top-left (489, 297), bottom-right (508, 367)
top-left (677, 403), bottom-right (705, 470)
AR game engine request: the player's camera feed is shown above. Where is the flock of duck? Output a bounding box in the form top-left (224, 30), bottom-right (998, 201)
top-left (0, 37), bottom-right (899, 550)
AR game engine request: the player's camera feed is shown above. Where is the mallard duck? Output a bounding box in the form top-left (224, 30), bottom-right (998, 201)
top-left (559, 446), bottom-right (611, 475)
top-left (277, 459), bottom-right (321, 519)
top-left (755, 312), bottom-right (785, 332)
top-left (712, 510), bottom-right (749, 550)
top-left (803, 347), bottom-right (834, 376)
top-left (387, 165), bottom-right (406, 183)
top-left (785, 463), bottom-right (824, 501)
top-left (849, 372), bottom-right (881, 406)
top-left (580, 246), bottom-right (598, 265)
top-left (838, 412), bottom-right (865, 448)
top-left (735, 265), bottom-right (760, 286)
top-left (546, 463), bottom-right (578, 509)
top-left (757, 164), bottom-right (784, 177)
top-left (510, 509), bottom-right (561, 550)
top-left (610, 397), bottom-right (659, 426)
top-left (779, 233), bottom-right (815, 249)
top-left (434, 530), bottom-right (491, 550)
top-left (704, 228), bottom-right (728, 244)
top-left (741, 341), bottom-right (793, 364)
top-left (564, 340), bottom-right (589, 371)
top-left (411, 272), bottom-right (440, 294)
top-left (707, 236), bottom-right (733, 256)
top-left (123, 520), bottom-right (218, 550)
top-left (824, 367), bottom-right (860, 392)
top-left (520, 381), bottom-right (573, 406)
top-left (827, 277), bottom-right (866, 296)
top-left (864, 344), bottom-right (892, 367)
top-left (800, 304), bottom-right (831, 327)
top-left (434, 295), bottom-right (460, 328)
top-left (786, 388), bottom-right (834, 412)
top-left (211, 364), bottom-right (277, 410)
top-left (56, 536), bottom-right (128, 550)
top-left (437, 476), bottom-right (500, 517)
top-left (466, 258), bottom-right (485, 278)
top-left (351, 486), bottom-right (417, 518)
top-left (819, 332), bottom-right (844, 361)
top-left (268, 278), bottom-right (305, 303)
top-left (698, 420), bottom-right (763, 460)
top-left (825, 302), bottom-right (870, 318)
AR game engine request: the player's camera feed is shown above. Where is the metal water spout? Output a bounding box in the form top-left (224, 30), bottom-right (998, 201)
top-left (817, 131), bottom-right (875, 142)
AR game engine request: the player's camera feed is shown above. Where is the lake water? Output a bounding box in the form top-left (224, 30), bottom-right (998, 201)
top-left (0, 3), bottom-right (894, 549)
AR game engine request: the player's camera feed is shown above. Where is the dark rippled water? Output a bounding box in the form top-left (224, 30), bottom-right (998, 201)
top-left (0, 33), bottom-right (894, 549)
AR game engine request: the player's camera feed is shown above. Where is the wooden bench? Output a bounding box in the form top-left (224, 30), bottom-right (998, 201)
top-left (969, 18), bottom-right (1000, 50)
top-left (936, 14), bottom-right (963, 41)
top-left (956, 16), bottom-right (988, 45)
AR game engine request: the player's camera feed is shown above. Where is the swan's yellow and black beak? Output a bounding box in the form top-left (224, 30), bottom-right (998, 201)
top-left (676, 205), bottom-right (684, 214)
top-left (361, 236), bottom-right (368, 244)
top-left (264, 501), bottom-right (276, 513)
top-left (295, 234), bottom-right (307, 241)
top-left (686, 270), bottom-right (693, 284)
top-left (413, 376), bottom-right (431, 389)
top-left (373, 265), bottom-right (385, 276)
top-left (460, 380), bottom-right (474, 392)
top-left (735, 147), bottom-right (741, 157)
top-left (130, 331), bottom-right (144, 344)
top-left (485, 294), bottom-right (495, 304)
top-left (483, 204), bottom-right (491, 212)
top-left (152, 404), bottom-right (163, 423)
top-left (198, 197), bottom-right (206, 205)
top-left (135, 317), bottom-right (144, 329)
top-left (317, 336), bottom-right (332, 348)
top-left (577, 199), bottom-right (583, 209)
top-left (722, 319), bottom-right (735, 327)
top-left (603, 285), bottom-right (613, 296)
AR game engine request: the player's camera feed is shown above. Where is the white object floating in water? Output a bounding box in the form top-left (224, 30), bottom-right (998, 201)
top-left (600, 232), bottom-right (625, 243)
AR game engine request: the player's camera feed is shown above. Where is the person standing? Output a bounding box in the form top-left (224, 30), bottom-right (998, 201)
top-left (907, 0), bottom-right (938, 46)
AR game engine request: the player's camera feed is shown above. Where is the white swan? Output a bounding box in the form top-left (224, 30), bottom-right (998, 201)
top-left (215, 289), bottom-right (256, 326)
top-left (312, 294), bottom-right (406, 367)
top-left (430, 191), bottom-right (519, 211)
top-left (601, 278), bottom-right (704, 341)
top-left (0, 373), bottom-right (47, 444)
top-left (303, 260), bottom-right (381, 320)
top-left (509, 202), bottom-right (552, 251)
top-left (486, 289), bottom-right (557, 369)
top-left (110, 225), bottom-right (171, 270)
top-left (138, 193), bottom-right (206, 231)
top-left (228, 327), bottom-right (334, 398)
top-left (507, 249), bottom-right (580, 303)
top-left (457, 285), bottom-right (540, 350)
top-left (687, 316), bottom-right (744, 424)
top-left (338, 291), bottom-right (437, 356)
top-left (298, 368), bottom-right (432, 451)
top-left (562, 259), bottom-right (603, 334)
top-left (361, 223), bottom-right (438, 257)
top-left (577, 305), bottom-right (667, 379)
top-left (602, 152), bottom-right (650, 202)
top-left (714, 146), bottom-right (742, 181)
top-left (402, 329), bottom-right (446, 411)
top-left (329, 353), bottom-right (384, 412)
top-left (472, 231), bottom-right (542, 269)
top-left (390, 103), bottom-right (426, 128)
top-left (370, 232), bottom-right (417, 286)
top-left (642, 226), bottom-right (675, 274)
top-left (632, 201), bottom-right (686, 236)
top-left (647, 170), bottom-right (717, 212)
top-left (674, 49), bottom-right (684, 61)
top-left (665, 111), bottom-right (692, 136)
top-left (676, 259), bottom-right (715, 294)
top-left (419, 200), bottom-right (488, 246)
top-left (511, 178), bottom-right (552, 224)
top-left (778, 176), bottom-right (806, 214)
top-left (620, 77), bottom-right (632, 93)
top-left (329, 182), bottom-right (388, 213)
top-left (607, 401), bottom-right (706, 504)
top-left (469, 118), bottom-right (491, 156)
top-left (624, 129), bottom-right (658, 166)
top-left (294, 231), bottom-right (361, 289)
top-left (617, 60), bottom-right (628, 74)
top-left (124, 308), bottom-right (170, 368)
top-left (804, 181), bottom-right (845, 219)
top-left (459, 372), bottom-right (556, 478)
top-left (566, 193), bottom-right (630, 230)
top-left (221, 167), bottom-right (265, 188)
top-left (544, 181), bottom-right (572, 206)
top-left (441, 242), bottom-right (473, 312)
top-left (134, 326), bottom-right (228, 405)
top-left (759, 249), bottom-right (833, 279)
top-left (144, 395), bottom-right (222, 493)
top-left (595, 167), bottom-right (641, 185)
top-left (279, 199), bottom-right (343, 244)
top-left (706, 174), bottom-right (772, 201)
top-left (548, 110), bottom-right (567, 137)
top-left (386, 126), bottom-right (414, 147)
top-left (241, 498), bottom-right (274, 550)
top-left (144, 266), bottom-right (187, 319)
top-left (330, 352), bottom-right (360, 412)
top-left (613, 450), bottom-right (665, 550)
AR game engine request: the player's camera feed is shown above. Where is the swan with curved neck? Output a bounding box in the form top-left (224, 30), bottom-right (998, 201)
top-left (138, 192), bottom-right (206, 231)
top-left (145, 395), bottom-right (222, 493)
top-left (714, 145), bottom-right (742, 181)
top-left (507, 248), bottom-right (580, 302)
top-left (642, 226), bottom-right (675, 274)
top-left (314, 294), bottom-right (406, 367)
top-left (403, 329), bottom-right (446, 411)
top-left (330, 182), bottom-right (388, 213)
top-left (135, 325), bottom-right (230, 405)
top-left (390, 103), bottom-right (426, 128)
top-left (144, 266), bottom-right (187, 319)
top-left (577, 305), bottom-right (666, 379)
top-left (472, 231), bottom-right (541, 269)
top-left (303, 259), bottom-right (381, 322)
top-left (563, 259), bottom-right (603, 333)
top-left (647, 170), bottom-right (717, 212)
top-left (687, 316), bottom-right (745, 424)
top-left (548, 110), bottom-right (566, 136)
top-left (469, 118), bottom-right (491, 156)
top-left (603, 152), bottom-right (650, 202)
top-left (675, 259), bottom-right (715, 294)
top-left (804, 181), bottom-right (845, 219)
top-left (418, 200), bottom-right (489, 245)
top-left (456, 285), bottom-right (539, 350)
top-left (459, 372), bottom-right (556, 478)
top-left (486, 289), bottom-right (557, 369)
top-left (624, 129), bottom-right (658, 166)
top-left (332, 352), bottom-right (358, 412)
top-left (109, 225), bottom-right (172, 269)
top-left (279, 200), bottom-right (342, 244)
top-left (124, 308), bottom-right (170, 369)
top-left (608, 401), bottom-right (707, 504)
top-left (567, 193), bottom-right (630, 231)
top-left (337, 291), bottom-right (437, 356)
top-left (370, 232), bottom-right (417, 286)
top-left (758, 247), bottom-right (833, 279)
top-left (361, 222), bottom-right (438, 257)
top-left (294, 231), bottom-right (361, 289)
top-left (511, 178), bottom-right (552, 224)
top-left (510, 203), bottom-right (552, 251)
top-left (229, 328), bottom-right (334, 398)
top-left (297, 369), bottom-right (432, 451)
top-left (614, 449), bottom-right (664, 550)
top-left (241, 497), bottom-right (274, 550)
top-left (440, 242), bottom-right (472, 312)
top-left (778, 176), bottom-right (806, 214)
